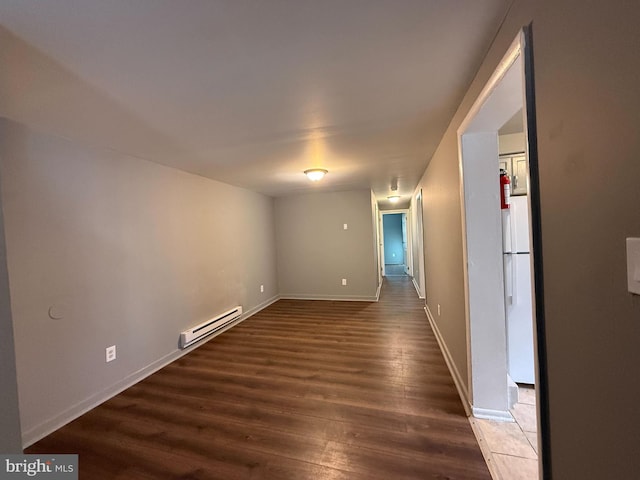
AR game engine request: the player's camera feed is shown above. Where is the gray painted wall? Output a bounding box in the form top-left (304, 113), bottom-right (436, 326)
top-left (534, 2), bottom-right (640, 477)
top-left (0, 119), bottom-right (278, 445)
top-left (0, 167), bottom-right (22, 453)
top-left (419, 1), bottom-right (640, 477)
top-left (275, 190), bottom-right (378, 300)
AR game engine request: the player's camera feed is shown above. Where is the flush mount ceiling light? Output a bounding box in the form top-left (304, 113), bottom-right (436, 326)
top-left (388, 179), bottom-right (400, 203)
top-left (304, 168), bottom-right (328, 181)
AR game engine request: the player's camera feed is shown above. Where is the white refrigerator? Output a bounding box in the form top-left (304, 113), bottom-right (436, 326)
top-left (502, 195), bottom-right (535, 385)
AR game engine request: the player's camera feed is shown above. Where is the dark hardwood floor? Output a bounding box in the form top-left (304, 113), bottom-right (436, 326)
top-left (27, 276), bottom-right (491, 479)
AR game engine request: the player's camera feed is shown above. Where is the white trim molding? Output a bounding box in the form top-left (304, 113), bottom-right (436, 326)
top-left (412, 277), bottom-right (424, 299)
top-left (456, 30), bottom-right (527, 420)
top-left (424, 305), bottom-right (471, 416)
top-left (471, 407), bottom-right (514, 422)
top-left (279, 294), bottom-right (378, 302)
top-left (22, 294), bottom-right (281, 447)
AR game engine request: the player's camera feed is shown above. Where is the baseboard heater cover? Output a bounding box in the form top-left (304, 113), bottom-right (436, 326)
top-left (180, 306), bottom-right (243, 349)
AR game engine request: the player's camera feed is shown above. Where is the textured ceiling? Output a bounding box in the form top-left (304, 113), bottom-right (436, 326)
top-left (0, 0), bottom-right (512, 205)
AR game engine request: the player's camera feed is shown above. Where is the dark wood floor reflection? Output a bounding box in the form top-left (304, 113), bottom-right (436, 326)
top-left (28, 276), bottom-right (490, 479)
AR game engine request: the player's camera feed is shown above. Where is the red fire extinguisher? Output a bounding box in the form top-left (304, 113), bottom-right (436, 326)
top-left (500, 169), bottom-right (511, 209)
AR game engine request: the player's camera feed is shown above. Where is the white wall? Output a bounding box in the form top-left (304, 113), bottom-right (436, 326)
top-left (0, 119), bottom-right (278, 446)
top-left (460, 132), bottom-right (509, 414)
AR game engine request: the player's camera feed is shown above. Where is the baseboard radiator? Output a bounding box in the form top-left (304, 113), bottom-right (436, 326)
top-left (179, 306), bottom-right (243, 349)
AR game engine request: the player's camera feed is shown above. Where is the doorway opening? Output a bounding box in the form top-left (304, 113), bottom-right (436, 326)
top-left (457, 29), bottom-right (548, 475)
top-left (380, 210), bottom-right (410, 277)
top-left (411, 189), bottom-right (426, 299)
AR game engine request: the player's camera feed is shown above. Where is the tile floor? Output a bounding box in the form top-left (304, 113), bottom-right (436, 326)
top-left (470, 385), bottom-right (539, 480)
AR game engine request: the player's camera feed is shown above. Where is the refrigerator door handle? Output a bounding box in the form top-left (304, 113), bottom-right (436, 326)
top-left (504, 255), bottom-right (513, 305)
top-left (511, 253), bottom-right (517, 305)
top-left (502, 210), bottom-right (512, 253)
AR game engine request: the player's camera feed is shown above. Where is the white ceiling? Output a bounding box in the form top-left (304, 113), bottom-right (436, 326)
top-left (0, 0), bottom-right (512, 204)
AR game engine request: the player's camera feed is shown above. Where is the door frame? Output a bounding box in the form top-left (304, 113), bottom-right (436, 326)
top-left (457, 27), bottom-right (548, 474)
top-left (411, 189), bottom-right (426, 299)
top-left (379, 209), bottom-right (411, 277)
top-left (458, 33), bottom-right (524, 420)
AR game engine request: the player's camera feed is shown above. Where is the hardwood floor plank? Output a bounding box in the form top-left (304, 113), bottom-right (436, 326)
top-left (27, 276), bottom-right (490, 479)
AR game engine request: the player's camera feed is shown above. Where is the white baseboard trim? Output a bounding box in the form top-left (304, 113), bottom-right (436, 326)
top-left (424, 305), bottom-right (472, 416)
top-left (279, 293), bottom-right (377, 302)
top-left (242, 295), bottom-right (280, 319)
top-left (22, 349), bottom-right (186, 447)
top-left (424, 305), bottom-right (514, 424)
top-left (375, 281), bottom-right (382, 301)
top-left (471, 407), bottom-right (514, 422)
top-left (412, 277), bottom-right (425, 299)
top-left (22, 295), bottom-right (280, 448)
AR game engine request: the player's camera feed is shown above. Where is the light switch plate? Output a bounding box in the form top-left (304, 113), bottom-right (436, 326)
top-left (626, 238), bottom-right (640, 295)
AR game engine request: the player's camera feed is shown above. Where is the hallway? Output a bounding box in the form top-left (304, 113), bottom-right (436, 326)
top-left (27, 276), bottom-right (490, 479)
top-left (384, 264), bottom-right (407, 276)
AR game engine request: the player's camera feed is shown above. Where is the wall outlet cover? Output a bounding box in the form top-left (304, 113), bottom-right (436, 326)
top-left (106, 345), bottom-right (116, 363)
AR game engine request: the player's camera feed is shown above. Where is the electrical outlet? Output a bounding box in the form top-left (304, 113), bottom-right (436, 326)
top-left (437, 304), bottom-right (441, 316)
top-left (342, 278), bottom-right (347, 286)
top-left (343, 223), bottom-right (348, 230)
top-left (260, 284), bottom-right (264, 293)
top-left (106, 345), bottom-right (116, 363)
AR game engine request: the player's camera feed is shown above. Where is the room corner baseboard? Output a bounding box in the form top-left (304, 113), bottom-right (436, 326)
top-left (241, 295), bottom-right (280, 319)
top-left (375, 282), bottom-right (382, 301)
top-left (424, 305), bottom-right (471, 416)
top-left (424, 305), bottom-right (513, 425)
top-left (279, 293), bottom-right (377, 302)
top-left (471, 407), bottom-right (514, 422)
top-left (22, 294), bottom-right (280, 448)
top-left (412, 277), bottom-right (424, 299)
